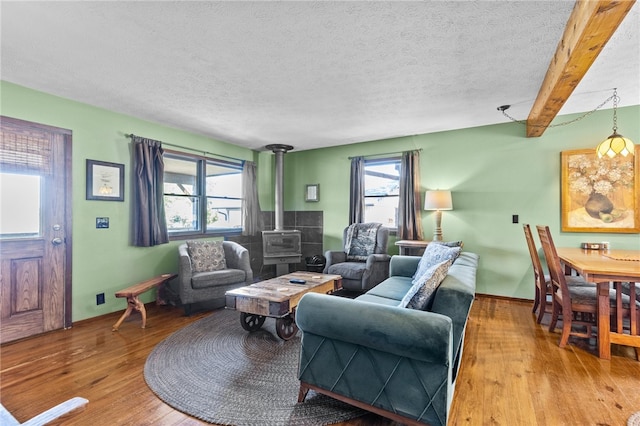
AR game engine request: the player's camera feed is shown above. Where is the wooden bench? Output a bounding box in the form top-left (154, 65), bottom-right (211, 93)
top-left (112, 273), bottom-right (177, 331)
top-left (1, 397), bottom-right (88, 426)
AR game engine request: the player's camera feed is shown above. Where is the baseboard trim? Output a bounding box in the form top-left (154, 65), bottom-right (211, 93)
top-left (475, 293), bottom-right (533, 304)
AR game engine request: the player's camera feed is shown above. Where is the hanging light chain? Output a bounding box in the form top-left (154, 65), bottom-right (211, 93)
top-left (498, 91), bottom-right (616, 128)
top-left (612, 88), bottom-right (618, 133)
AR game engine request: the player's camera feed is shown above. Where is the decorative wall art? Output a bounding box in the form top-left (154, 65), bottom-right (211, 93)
top-left (86, 160), bottom-right (124, 201)
top-left (305, 184), bottom-right (319, 202)
top-left (561, 146), bottom-right (639, 233)
top-left (96, 217), bottom-right (110, 228)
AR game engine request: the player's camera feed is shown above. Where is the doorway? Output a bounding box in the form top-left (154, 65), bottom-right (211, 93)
top-left (0, 116), bottom-right (72, 344)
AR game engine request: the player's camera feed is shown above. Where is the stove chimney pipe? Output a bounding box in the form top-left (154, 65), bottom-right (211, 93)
top-left (265, 144), bottom-right (293, 231)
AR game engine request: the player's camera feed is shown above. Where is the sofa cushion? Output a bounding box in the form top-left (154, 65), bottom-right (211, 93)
top-left (191, 269), bottom-right (245, 289)
top-left (327, 261), bottom-right (366, 280)
top-left (411, 243), bottom-right (461, 286)
top-left (355, 293), bottom-right (404, 306)
top-left (365, 276), bottom-right (414, 301)
top-left (401, 259), bottom-right (452, 310)
top-left (187, 240), bottom-right (226, 272)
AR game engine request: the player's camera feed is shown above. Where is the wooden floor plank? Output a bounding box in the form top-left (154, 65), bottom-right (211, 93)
top-left (1, 297), bottom-right (639, 425)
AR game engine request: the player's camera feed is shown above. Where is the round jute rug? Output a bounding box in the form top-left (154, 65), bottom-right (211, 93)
top-left (629, 411), bottom-right (640, 426)
top-left (144, 308), bottom-right (366, 425)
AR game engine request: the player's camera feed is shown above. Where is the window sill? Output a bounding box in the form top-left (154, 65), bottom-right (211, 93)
top-left (168, 229), bottom-right (243, 241)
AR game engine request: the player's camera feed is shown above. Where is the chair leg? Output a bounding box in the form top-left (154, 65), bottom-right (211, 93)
top-left (549, 303), bottom-right (560, 332)
top-left (533, 286), bottom-right (540, 315)
top-left (536, 288), bottom-right (547, 324)
top-left (636, 313), bottom-right (640, 361)
top-left (559, 318), bottom-right (572, 348)
top-left (537, 284), bottom-right (554, 325)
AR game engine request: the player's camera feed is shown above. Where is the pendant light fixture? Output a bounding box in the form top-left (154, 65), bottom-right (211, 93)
top-left (596, 89), bottom-right (635, 158)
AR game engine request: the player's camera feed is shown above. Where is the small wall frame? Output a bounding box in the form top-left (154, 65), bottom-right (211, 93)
top-left (305, 184), bottom-right (319, 202)
top-left (86, 159), bottom-right (125, 201)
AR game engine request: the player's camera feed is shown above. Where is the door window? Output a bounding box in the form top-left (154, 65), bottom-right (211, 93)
top-left (0, 172), bottom-right (41, 238)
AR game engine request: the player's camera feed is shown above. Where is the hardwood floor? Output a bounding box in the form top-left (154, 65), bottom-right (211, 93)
top-left (1, 296), bottom-right (639, 425)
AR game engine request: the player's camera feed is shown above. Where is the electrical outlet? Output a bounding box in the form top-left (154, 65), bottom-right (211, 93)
top-left (96, 293), bottom-right (105, 305)
top-left (512, 214), bottom-right (519, 224)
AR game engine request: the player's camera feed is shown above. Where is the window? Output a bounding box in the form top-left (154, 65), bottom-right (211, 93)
top-left (0, 172), bottom-right (41, 238)
top-left (163, 152), bottom-right (243, 236)
top-left (364, 157), bottom-right (400, 228)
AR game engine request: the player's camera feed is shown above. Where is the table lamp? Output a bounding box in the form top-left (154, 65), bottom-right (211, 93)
top-left (424, 190), bottom-right (453, 241)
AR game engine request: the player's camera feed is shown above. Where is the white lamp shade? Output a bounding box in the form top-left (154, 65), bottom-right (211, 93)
top-left (424, 190), bottom-right (453, 211)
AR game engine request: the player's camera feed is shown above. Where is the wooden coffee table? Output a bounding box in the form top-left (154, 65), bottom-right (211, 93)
top-left (225, 271), bottom-right (342, 340)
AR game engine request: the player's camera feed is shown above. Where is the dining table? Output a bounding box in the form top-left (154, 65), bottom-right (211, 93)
top-left (556, 247), bottom-right (640, 360)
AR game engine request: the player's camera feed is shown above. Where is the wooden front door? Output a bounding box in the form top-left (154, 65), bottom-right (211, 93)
top-left (0, 116), bottom-right (72, 344)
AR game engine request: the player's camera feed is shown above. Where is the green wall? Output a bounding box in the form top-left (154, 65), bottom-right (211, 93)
top-left (283, 105), bottom-right (640, 299)
top-left (2, 80), bottom-right (639, 321)
top-left (1, 81), bottom-right (275, 321)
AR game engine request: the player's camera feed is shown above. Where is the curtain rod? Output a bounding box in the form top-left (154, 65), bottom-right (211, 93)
top-left (348, 148), bottom-right (422, 160)
top-left (125, 133), bottom-right (243, 164)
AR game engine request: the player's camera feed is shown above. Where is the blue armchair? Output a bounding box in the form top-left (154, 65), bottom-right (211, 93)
top-left (323, 223), bottom-right (390, 292)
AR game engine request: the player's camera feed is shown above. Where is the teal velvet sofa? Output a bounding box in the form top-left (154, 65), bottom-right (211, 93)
top-left (296, 251), bottom-right (479, 426)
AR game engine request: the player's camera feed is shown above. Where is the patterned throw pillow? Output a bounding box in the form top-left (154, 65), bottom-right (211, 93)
top-left (411, 243), bottom-right (461, 286)
top-left (400, 259), bottom-right (452, 310)
top-left (186, 240), bottom-right (226, 273)
top-left (345, 223), bottom-right (381, 261)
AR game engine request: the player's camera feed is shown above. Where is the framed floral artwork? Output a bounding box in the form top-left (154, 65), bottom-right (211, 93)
top-left (561, 146), bottom-right (639, 233)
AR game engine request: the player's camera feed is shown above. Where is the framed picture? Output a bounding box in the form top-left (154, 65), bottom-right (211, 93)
top-left (561, 146), bottom-right (639, 233)
top-left (305, 184), bottom-right (319, 202)
top-left (96, 217), bottom-right (110, 229)
top-left (86, 160), bottom-right (124, 201)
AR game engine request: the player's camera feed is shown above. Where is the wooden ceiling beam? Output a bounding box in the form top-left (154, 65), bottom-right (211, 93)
top-left (526, 0), bottom-right (635, 137)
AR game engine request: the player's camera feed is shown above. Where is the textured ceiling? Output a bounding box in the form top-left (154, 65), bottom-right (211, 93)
top-left (1, 1), bottom-right (638, 152)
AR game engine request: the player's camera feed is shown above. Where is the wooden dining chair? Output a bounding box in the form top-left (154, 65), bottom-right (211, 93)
top-left (536, 225), bottom-right (597, 347)
top-left (615, 282), bottom-right (640, 360)
top-left (523, 224), bottom-right (552, 323)
top-left (523, 224), bottom-right (589, 324)
top-left (536, 226), bottom-right (640, 355)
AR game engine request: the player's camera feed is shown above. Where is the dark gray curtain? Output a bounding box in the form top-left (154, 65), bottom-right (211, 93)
top-left (132, 136), bottom-right (169, 247)
top-left (242, 160), bottom-right (263, 236)
top-left (349, 156), bottom-right (365, 224)
top-left (397, 150), bottom-right (424, 240)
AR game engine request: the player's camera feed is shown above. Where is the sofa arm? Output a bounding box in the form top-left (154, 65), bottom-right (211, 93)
top-left (365, 253), bottom-right (391, 267)
top-left (296, 292), bottom-right (453, 364)
top-left (323, 250), bottom-right (346, 273)
top-left (178, 244), bottom-right (194, 299)
top-left (360, 253), bottom-right (391, 290)
top-left (389, 255), bottom-right (421, 278)
top-left (223, 241), bottom-right (253, 284)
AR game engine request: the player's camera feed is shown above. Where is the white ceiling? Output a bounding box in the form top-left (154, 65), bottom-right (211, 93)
top-left (1, 1), bottom-right (638, 152)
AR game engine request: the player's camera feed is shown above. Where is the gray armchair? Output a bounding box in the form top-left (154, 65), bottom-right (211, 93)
top-left (324, 223), bottom-right (390, 292)
top-left (178, 240), bottom-right (253, 315)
